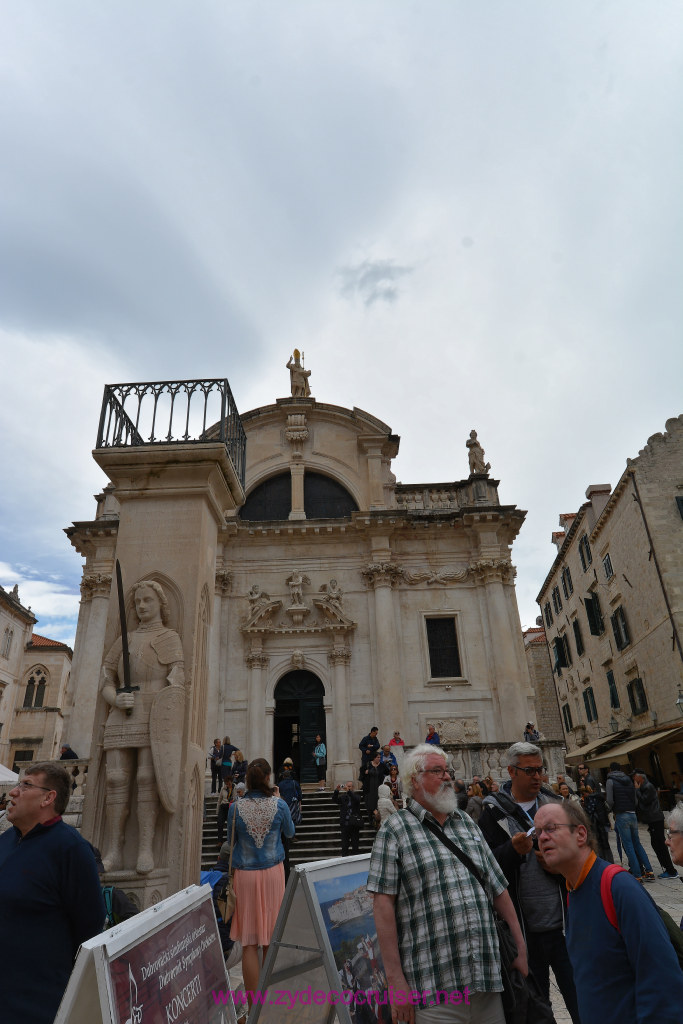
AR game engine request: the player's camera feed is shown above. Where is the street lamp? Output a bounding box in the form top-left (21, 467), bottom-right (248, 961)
top-left (676, 686), bottom-right (683, 718)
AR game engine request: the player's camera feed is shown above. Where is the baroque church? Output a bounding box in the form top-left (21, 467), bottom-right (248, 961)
top-left (66, 356), bottom-right (541, 781)
top-left (62, 355), bottom-right (551, 898)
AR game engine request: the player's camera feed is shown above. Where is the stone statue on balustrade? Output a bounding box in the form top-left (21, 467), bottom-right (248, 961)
top-left (466, 429), bottom-right (491, 475)
top-left (286, 349), bottom-right (311, 397)
top-left (99, 580), bottom-right (185, 874)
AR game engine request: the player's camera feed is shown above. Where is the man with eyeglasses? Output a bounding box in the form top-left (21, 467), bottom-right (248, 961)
top-left (534, 800), bottom-right (683, 1024)
top-left (478, 742), bottom-right (581, 1023)
top-left (0, 763), bottom-right (104, 1024)
top-left (368, 744), bottom-right (526, 1023)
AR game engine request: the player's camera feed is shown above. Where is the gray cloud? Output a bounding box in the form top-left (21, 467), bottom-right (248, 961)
top-left (0, 0), bottom-right (682, 636)
top-left (337, 259), bottom-right (413, 306)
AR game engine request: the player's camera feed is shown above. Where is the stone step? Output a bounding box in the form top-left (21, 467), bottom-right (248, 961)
top-left (201, 790), bottom-right (377, 870)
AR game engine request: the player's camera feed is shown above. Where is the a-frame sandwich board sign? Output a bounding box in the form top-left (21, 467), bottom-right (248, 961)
top-left (249, 854), bottom-right (390, 1024)
top-left (55, 883), bottom-right (237, 1024)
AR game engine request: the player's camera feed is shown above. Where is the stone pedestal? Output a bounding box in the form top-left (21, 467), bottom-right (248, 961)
top-left (79, 443), bottom-right (244, 905)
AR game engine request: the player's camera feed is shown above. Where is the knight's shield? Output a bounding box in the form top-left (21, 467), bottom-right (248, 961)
top-left (150, 686), bottom-right (185, 813)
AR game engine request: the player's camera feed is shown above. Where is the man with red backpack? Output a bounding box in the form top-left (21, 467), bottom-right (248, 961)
top-left (534, 799), bottom-right (683, 1024)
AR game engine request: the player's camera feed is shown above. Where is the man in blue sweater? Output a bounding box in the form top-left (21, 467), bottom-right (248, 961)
top-left (0, 762), bottom-right (105, 1024)
top-left (534, 799), bottom-right (683, 1024)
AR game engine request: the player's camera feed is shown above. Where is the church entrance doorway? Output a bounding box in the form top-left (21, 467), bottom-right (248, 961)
top-left (274, 671), bottom-right (325, 783)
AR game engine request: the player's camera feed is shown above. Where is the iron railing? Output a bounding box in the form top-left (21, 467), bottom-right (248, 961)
top-left (96, 379), bottom-right (246, 488)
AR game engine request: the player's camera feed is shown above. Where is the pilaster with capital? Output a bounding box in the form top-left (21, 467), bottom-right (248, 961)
top-left (328, 646), bottom-right (353, 779)
top-left (361, 560), bottom-right (405, 741)
top-left (471, 555), bottom-right (528, 738)
top-left (289, 463), bottom-right (305, 520)
top-left (210, 567), bottom-right (233, 738)
top-left (68, 570), bottom-right (114, 758)
top-left (246, 648), bottom-right (269, 752)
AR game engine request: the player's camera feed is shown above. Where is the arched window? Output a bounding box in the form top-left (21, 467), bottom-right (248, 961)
top-left (240, 470), bottom-right (358, 521)
top-left (1, 627), bottom-right (13, 659)
top-left (23, 667), bottom-right (48, 709)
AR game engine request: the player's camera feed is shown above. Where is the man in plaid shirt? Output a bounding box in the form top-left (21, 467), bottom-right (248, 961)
top-left (368, 745), bottom-right (526, 1024)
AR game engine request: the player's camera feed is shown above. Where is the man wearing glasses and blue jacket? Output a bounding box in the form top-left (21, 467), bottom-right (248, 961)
top-left (479, 742), bottom-right (581, 1024)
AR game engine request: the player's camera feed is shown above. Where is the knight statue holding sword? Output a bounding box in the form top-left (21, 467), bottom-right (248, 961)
top-left (100, 575), bottom-right (185, 874)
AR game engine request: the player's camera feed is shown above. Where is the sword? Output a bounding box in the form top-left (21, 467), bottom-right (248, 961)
top-left (115, 560), bottom-right (139, 715)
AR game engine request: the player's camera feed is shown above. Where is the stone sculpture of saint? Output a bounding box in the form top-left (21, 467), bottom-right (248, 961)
top-left (99, 580), bottom-right (184, 874)
top-left (287, 570), bottom-right (310, 606)
top-left (286, 349), bottom-right (311, 397)
top-left (466, 429), bottom-right (491, 475)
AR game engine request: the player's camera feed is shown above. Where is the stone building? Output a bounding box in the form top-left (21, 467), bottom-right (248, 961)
top-left (522, 624), bottom-right (564, 743)
top-left (537, 415), bottom-right (683, 782)
top-left (62, 361), bottom-right (552, 901)
top-left (0, 584), bottom-right (73, 772)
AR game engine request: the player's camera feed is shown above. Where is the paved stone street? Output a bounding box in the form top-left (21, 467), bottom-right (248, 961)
top-left (549, 821), bottom-right (682, 1021)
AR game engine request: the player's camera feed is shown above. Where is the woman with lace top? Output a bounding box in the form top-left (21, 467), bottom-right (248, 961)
top-left (227, 758), bottom-right (295, 1005)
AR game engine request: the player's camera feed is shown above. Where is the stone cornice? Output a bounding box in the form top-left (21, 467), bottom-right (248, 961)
top-left (242, 620), bottom-right (356, 637)
top-left (0, 587), bottom-right (36, 624)
top-left (64, 519), bottom-right (119, 558)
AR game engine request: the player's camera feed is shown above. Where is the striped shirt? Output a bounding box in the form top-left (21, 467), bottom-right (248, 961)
top-left (367, 799), bottom-right (507, 1000)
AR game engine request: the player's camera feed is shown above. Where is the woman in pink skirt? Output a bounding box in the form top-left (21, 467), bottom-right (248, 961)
top-left (227, 757), bottom-right (295, 1003)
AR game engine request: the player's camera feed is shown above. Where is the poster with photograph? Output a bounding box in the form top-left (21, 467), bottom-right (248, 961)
top-left (253, 855), bottom-right (390, 1024)
top-left (312, 869), bottom-right (390, 1024)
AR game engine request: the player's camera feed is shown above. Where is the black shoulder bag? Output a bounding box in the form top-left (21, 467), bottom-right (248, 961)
top-left (422, 818), bottom-right (556, 1024)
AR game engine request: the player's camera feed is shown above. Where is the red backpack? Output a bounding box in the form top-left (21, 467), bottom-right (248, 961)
top-left (600, 863), bottom-right (683, 970)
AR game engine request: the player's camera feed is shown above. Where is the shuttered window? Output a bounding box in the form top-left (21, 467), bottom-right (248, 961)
top-left (425, 617), bottom-right (462, 678)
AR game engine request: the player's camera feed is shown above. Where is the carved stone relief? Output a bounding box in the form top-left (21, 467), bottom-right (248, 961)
top-left (81, 573), bottom-right (113, 600)
top-left (245, 585), bottom-right (282, 627)
top-left (215, 569), bottom-right (233, 595)
top-left (285, 570), bottom-right (311, 625)
top-left (290, 649), bottom-right (305, 669)
top-left (360, 562), bottom-right (405, 588)
top-left (431, 718), bottom-right (481, 744)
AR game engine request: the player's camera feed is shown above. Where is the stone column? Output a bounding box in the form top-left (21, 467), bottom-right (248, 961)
top-left (475, 560), bottom-right (530, 740)
top-left (329, 645), bottom-right (353, 784)
top-left (67, 572), bottom-right (114, 759)
top-left (289, 463), bottom-right (305, 520)
top-left (210, 569), bottom-right (232, 739)
top-left (361, 561), bottom-right (405, 742)
top-left (246, 650), bottom-right (269, 755)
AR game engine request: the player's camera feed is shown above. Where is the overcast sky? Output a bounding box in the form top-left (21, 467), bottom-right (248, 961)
top-left (1, 1), bottom-right (681, 647)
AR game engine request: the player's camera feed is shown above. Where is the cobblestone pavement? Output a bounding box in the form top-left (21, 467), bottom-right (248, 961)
top-left (549, 821), bottom-right (682, 1022)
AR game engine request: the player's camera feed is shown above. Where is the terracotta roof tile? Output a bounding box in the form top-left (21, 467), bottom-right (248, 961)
top-left (29, 633), bottom-right (68, 649)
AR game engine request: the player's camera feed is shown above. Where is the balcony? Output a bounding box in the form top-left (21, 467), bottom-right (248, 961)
top-left (96, 379), bottom-right (246, 489)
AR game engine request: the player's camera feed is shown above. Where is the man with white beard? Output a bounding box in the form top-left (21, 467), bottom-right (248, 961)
top-left (368, 745), bottom-right (526, 1024)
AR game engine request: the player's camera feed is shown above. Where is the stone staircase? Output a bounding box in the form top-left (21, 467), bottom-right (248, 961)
top-left (201, 785), bottom-right (376, 871)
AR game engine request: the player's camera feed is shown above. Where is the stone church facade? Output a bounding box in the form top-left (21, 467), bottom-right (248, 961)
top-left (66, 362), bottom-right (544, 788)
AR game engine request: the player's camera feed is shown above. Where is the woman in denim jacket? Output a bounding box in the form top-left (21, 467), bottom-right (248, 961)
top-left (227, 758), bottom-right (295, 1005)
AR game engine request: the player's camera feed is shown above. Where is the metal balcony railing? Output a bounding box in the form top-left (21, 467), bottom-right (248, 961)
top-left (96, 379), bottom-right (246, 488)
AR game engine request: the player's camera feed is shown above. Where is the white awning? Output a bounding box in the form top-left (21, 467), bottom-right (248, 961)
top-left (588, 725), bottom-right (683, 769)
top-left (564, 732), bottom-right (628, 765)
top-left (0, 762), bottom-right (19, 784)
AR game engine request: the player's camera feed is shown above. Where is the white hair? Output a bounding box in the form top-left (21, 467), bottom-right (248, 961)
top-left (401, 743), bottom-right (447, 798)
top-left (668, 804), bottom-right (683, 832)
top-left (504, 741), bottom-right (542, 767)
